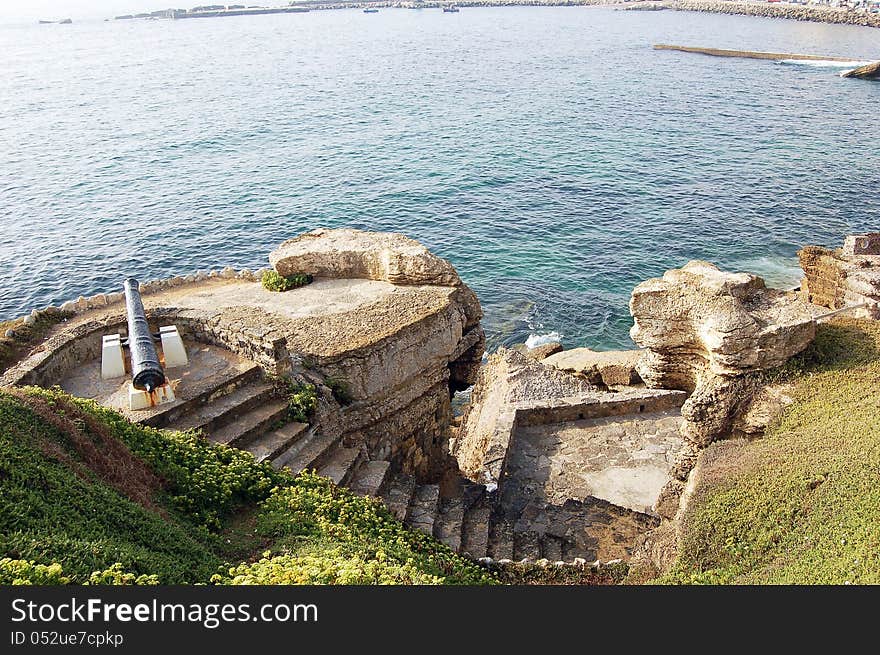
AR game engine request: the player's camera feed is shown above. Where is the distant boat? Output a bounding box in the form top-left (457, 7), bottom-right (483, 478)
top-left (443, 6), bottom-right (460, 12)
top-left (363, 7), bottom-right (379, 12)
top-left (59, 18), bottom-right (72, 24)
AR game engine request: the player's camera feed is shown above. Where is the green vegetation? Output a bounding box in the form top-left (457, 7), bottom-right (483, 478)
top-left (657, 319), bottom-right (880, 584)
top-left (213, 473), bottom-right (493, 585)
top-left (0, 386), bottom-right (492, 585)
top-left (325, 376), bottom-right (353, 406)
top-left (261, 270), bottom-right (313, 292)
top-left (271, 377), bottom-right (319, 423)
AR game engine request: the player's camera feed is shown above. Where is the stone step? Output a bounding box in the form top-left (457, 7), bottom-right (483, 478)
top-left (347, 460), bottom-right (392, 498)
top-left (275, 429), bottom-right (340, 475)
top-left (460, 497), bottom-right (491, 559)
top-left (405, 484), bottom-right (440, 536)
top-left (141, 362), bottom-right (263, 428)
top-left (381, 475), bottom-right (417, 521)
top-left (247, 422), bottom-right (309, 463)
top-left (513, 531), bottom-right (542, 561)
top-left (488, 518), bottom-right (515, 561)
top-left (317, 447), bottom-right (362, 486)
top-left (168, 382), bottom-right (275, 434)
top-left (541, 535), bottom-right (564, 562)
top-left (433, 497), bottom-right (465, 552)
top-left (207, 398), bottom-right (289, 448)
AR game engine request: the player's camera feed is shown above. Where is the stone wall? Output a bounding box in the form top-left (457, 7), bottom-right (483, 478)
top-left (1, 304), bottom-right (292, 389)
top-left (799, 235), bottom-right (880, 320)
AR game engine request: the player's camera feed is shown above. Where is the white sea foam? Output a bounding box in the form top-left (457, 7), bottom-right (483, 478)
top-left (777, 59), bottom-right (873, 69)
top-left (525, 331), bottom-right (562, 348)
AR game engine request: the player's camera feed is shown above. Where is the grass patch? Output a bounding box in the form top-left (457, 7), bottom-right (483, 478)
top-left (656, 319), bottom-right (880, 584)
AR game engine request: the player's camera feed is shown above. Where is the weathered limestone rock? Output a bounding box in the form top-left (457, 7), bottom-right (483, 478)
top-left (799, 235), bottom-right (880, 319)
top-left (543, 347), bottom-right (642, 387)
top-left (630, 261), bottom-right (816, 445)
top-left (6, 231), bottom-right (484, 484)
top-left (270, 228), bottom-right (462, 287)
top-left (522, 341), bottom-right (563, 361)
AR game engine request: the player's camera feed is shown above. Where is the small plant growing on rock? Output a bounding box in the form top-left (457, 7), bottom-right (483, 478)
top-left (270, 376), bottom-right (319, 423)
top-left (325, 377), bottom-right (353, 406)
top-left (261, 270), bottom-right (313, 292)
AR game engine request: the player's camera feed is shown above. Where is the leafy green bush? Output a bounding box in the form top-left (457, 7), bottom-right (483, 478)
top-left (261, 270), bottom-right (313, 292)
top-left (1, 388), bottom-right (493, 586)
top-left (270, 377), bottom-right (319, 423)
top-left (0, 558), bottom-right (70, 585)
top-left (48, 389), bottom-right (289, 530)
top-left (86, 563), bottom-right (159, 586)
top-left (249, 472), bottom-right (495, 585)
top-left (215, 550), bottom-right (444, 585)
top-left (0, 390), bottom-right (229, 583)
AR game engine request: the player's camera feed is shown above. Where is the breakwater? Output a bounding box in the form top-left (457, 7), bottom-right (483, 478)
top-left (654, 44), bottom-right (860, 62)
top-left (666, 1), bottom-right (880, 30)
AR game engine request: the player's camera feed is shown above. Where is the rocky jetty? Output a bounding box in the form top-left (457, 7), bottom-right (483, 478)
top-left (630, 261), bottom-right (816, 446)
top-left (799, 233), bottom-right (880, 319)
top-left (667, 0), bottom-right (880, 29)
top-left (842, 60), bottom-right (880, 80)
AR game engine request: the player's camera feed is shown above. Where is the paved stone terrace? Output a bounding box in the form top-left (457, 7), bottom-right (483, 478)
top-left (60, 341), bottom-right (259, 425)
top-left (509, 409), bottom-right (687, 515)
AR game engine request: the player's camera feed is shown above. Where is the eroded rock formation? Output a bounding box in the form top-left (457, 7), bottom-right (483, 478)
top-left (799, 234), bottom-right (880, 319)
top-left (630, 260), bottom-right (816, 445)
top-left (270, 228), bottom-right (461, 287)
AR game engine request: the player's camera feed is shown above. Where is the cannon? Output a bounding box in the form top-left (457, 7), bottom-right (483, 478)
top-left (123, 278), bottom-right (165, 393)
top-left (100, 278), bottom-right (188, 410)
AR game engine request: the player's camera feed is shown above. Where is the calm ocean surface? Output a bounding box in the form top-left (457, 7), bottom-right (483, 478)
top-left (1, 7), bottom-right (878, 350)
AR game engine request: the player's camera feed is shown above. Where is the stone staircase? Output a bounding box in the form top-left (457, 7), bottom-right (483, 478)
top-left (142, 362), bottom-right (595, 564)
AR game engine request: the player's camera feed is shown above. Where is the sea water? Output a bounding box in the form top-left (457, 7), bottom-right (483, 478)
top-left (1, 7), bottom-right (878, 350)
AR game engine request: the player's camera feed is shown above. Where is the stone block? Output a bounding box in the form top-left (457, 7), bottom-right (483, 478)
top-left (843, 233), bottom-right (880, 256)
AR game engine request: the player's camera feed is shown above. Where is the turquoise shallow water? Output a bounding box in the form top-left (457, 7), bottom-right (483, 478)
top-left (1, 7), bottom-right (878, 349)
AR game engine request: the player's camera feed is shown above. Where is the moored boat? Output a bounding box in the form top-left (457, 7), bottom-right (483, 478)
top-left (443, 5), bottom-right (460, 12)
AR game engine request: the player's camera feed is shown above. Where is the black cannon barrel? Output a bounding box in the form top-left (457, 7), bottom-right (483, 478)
top-left (123, 278), bottom-right (166, 392)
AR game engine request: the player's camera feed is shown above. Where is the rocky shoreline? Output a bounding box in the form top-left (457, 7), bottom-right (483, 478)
top-left (115, 1), bottom-right (880, 31)
top-left (664, 0), bottom-right (880, 30)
